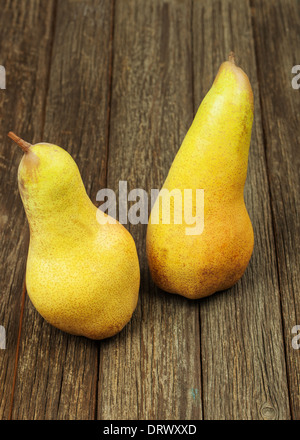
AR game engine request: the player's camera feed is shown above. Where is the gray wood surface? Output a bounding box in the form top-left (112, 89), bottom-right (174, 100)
top-left (9, 0), bottom-right (113, 420)
top-left (0, 0), bottom-right (299, 420)
top-left (0, 0), bottom-right (56, 420)
top-left (193, 0), bottom-right (291, 420)
top-left (251, 0), bottom-right (300, 418)
top-left (98, 0), bottom-right (202, 420)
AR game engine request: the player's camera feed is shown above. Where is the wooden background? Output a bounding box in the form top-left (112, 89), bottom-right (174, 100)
top-left (0, 0), bottom-right (299, 420)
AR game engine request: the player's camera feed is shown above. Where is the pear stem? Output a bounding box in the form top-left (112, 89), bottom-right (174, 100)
top-left (228, 51), bottom-right (236, 65)
top-left (8, 132), bottom-right (31, 153)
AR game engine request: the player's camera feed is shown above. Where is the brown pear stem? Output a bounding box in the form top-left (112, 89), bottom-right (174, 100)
top-left (228, 51), bottom-right (236, 65)
top-left (8, 132), bottom-right (31, 153)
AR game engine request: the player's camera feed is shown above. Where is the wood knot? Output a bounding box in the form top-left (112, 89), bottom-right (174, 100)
top-left (260, 402), bottom-right (278, 420)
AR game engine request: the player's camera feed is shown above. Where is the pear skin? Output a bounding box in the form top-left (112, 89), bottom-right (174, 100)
top-left (9, 132), bottom-right (140, 339)
top-left (146, 54), bottom-right (254, 299)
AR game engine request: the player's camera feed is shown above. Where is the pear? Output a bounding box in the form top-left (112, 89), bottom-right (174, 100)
top-left (9, 132), bottom-right (140, 339)
top-left (146, 54), bottom-right (254, 299)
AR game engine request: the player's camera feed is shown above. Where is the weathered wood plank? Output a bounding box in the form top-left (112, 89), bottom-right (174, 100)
top-left (10, 0), bottom-right (113, 419)
top-left (0, 0), bottom-right (56, 420)
top-left (251, 0), bottom-right (300, 419)
top-left (98, 0), bottom-right (202, 420)
top-left (193, 0), bottom-right (291, 419)
top-left (2, 0), bottom-right (296, 421)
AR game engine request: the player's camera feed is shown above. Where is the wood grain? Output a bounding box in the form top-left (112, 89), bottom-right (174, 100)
top-left (251, 0), bottom-right (300, 419)
top-left (0, 0), bottom-right (298, 421)
top-left (0, 0), bottom-right (56, 420)
top-left (193, 0), bottom-right (290, 419)
top-left (97, 0), bottom-right (203, 420)
top-left (9, 0), bottom-right (113, 419)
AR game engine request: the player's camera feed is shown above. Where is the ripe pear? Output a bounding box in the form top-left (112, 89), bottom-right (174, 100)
top-left (146, 54), bottom-right (254, 299)
top-left (9, 132), bottom-right (140, 339)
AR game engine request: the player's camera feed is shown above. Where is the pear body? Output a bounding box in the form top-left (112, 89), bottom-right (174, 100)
top-left (146, 59), bottom-right (254, 299)
top-left (18, 142), bottom-right (140, 339)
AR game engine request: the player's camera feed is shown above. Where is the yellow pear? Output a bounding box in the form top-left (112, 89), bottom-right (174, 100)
top-left (9, 132), bottom-right (140, 339)
top-left (146, 54), bottom-right (254, 299)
